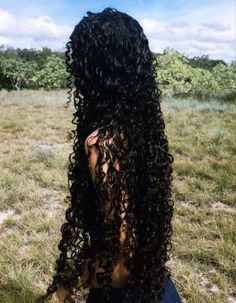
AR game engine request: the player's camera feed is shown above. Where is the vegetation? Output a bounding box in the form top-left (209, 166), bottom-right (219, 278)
top-left (0, 46), bottom-right (66, 90)
top-left (155, 48), bottom-right (236, 101)
top-left (0, 46), bottom-right (235, 101)
top-left (0, 90), bottom-right (235, 302)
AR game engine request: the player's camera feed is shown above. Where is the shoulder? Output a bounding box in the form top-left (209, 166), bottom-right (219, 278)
top-left (84, 129), bottom-right (99, 155)
top-left (84, 128), bottom-right (122, 173)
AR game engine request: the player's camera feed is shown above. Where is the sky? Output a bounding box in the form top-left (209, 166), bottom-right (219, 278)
top-left (0, 0), bottom-right (235, 63)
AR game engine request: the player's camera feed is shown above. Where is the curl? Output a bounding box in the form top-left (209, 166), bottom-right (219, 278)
top-left (40, 7), bottom-right (175, 303)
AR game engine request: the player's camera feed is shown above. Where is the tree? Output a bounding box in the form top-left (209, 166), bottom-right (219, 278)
top-left (188, 55), bottom-right (226, 70)
top-left (155, 48), bottom-right (193, 97)
top-left (189, 67), bottom-right (217, 99)
top-left (34, 54), bottom-right (68, 89)
top-left (0, 59), bottom-right (29, 90)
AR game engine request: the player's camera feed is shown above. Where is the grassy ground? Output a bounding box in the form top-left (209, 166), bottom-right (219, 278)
top-left (0, 89), bottom-right (235, 303)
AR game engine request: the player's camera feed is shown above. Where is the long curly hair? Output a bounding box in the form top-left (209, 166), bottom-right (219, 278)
top-left (41, 7), bottom-right (174, 303)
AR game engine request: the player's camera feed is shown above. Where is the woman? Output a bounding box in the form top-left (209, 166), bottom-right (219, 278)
top-left (39, 7), bottom-right (181, 303)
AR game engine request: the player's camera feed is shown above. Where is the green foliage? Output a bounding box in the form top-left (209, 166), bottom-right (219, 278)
top-left (0, 45), bottom-right (235, 101)
top-left (189, 67), bottom-right (216, 99)
top-left (0, 59), bottom-right (38, 90)
top-left (188, 54), bottom-right (226, 70)
top-left (0, 46), bottom-right (67, 90)
top-left (32, 55), bottom-right (68, 90)
top-left (211, 63), bottom-right (236, 101)
top-left (155, 48), bottom-right (192, 97)
top-left (155, 48), bottom-right (236, 101)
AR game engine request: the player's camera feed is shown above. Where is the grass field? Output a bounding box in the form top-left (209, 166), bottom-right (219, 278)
top-left (0, 89), bottom-right (235, 303)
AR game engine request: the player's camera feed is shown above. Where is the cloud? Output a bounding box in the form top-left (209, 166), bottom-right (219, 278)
top-left (0, 9), bottom-right (72, 48)
top-left (0, 3), bottom-right (235, 62)
top-left (190, 41), bottom-right (219, 51)
top-left (141, 18), bottom-right (171, 37)
top-left (201, 22), bottom-right (230, 32)
top-left (0, 35), bottom-right (12, 45)
top-left (139, 4), bottom-right (235, 63)
top-left (140, 18), bottom-right (234, 44)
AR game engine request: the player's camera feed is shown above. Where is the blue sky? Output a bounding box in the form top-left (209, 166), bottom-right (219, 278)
top-left (0, 0), bottom-right (235, 62)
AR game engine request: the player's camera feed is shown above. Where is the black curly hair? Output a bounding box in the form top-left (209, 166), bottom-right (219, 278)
top-left (41, 7), bottom-right (174, 303)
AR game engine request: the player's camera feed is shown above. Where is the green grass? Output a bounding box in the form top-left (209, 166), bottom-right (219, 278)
top-left (0, 90), bottom-right (235, 303)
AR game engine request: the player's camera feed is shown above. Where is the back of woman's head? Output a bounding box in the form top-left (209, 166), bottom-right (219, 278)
top-left (68, 7), bottom-right (153, 99)
top-left (65, 7), bottom-right (160, 135)
top-left (42, 7), bottom-right (175, 303)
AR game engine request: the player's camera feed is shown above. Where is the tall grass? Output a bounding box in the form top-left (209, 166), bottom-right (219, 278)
top-left (0, 90), bottom-right (235, 303)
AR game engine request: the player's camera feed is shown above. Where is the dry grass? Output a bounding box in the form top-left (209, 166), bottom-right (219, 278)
top-left (0, 90), bottom-right (235, 303)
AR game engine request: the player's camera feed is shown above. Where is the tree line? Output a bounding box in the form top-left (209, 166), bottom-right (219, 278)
top-left (155, 48), bottom-right (236, 101)
top-left (0, 45), bottom-right (235, 101)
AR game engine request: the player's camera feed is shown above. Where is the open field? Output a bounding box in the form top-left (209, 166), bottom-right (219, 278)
top-left (0, 90), bottom-right (235, 303)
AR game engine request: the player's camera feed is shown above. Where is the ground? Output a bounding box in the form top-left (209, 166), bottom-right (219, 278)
top-left (0, 89), bottom-right (235, 303)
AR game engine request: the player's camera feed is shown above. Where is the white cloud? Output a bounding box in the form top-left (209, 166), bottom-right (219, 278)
top-left (0, 35), bottom-right (12, 45)
top-left (201, 22), bottom-right (230, 32)
top-left (141, 19), bottom-right (171, 37)
top-left (0, 9), bottom-right (72, 48)
top-left (191, 41), bottom-right (219, 51)
top-left (140, 18), bottom-right (235, 43)
top-left (139, 3), bottom-right (236, 62)
top-left (0, 4), bottom-right (235, 62)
